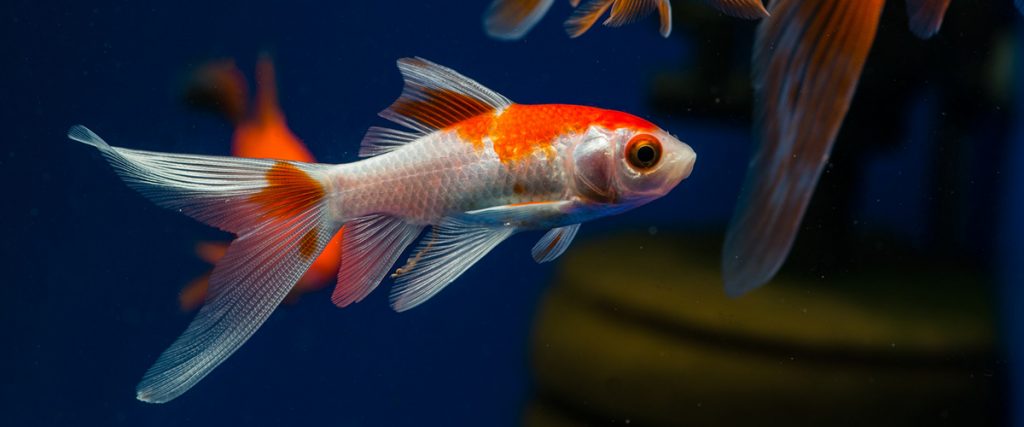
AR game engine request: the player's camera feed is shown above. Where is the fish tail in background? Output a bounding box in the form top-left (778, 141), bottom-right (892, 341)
top-left (602, 0), bottom-right (674, 37)
top-left (721, 0), bottom-right (883, 297)
top-left (483, 0), bottom-right (555, 40)
top-left (183, 59), bottom-right (248, 124)
top-left (565, 0), bottom-right (615, 37)
top-left (702, 0), bottom-right (770, 20)
top-left (1017, 0), bottom-right (1023, 15)
top-left (69, 125), bottom-right (342, 402)
top-left (253, 53), bottom-right (284, 126)
top-left (905, 0), bottom-right (951, 39)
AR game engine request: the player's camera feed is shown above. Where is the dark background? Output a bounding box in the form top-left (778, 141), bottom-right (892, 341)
top-left (2, 1), bottom-right (1022, 425)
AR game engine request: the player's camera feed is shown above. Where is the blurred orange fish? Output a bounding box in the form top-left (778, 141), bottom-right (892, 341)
top-left (721, 0), bottom-right (1023, 296)
top-left (483, 0), bottom-right (768, 39)
top-left (179, 55), bottom-right (343, 311)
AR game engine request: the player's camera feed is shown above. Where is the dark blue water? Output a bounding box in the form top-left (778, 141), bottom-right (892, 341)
top-left (4, 1), bottom-right (1023, 425)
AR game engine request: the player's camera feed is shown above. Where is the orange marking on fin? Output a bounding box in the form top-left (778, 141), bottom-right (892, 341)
top-left (299, 227), bottom-right (320, 260)
top-left (540, 233), bottom-right (563, 259)
top-left (392, 87), bottom-right (496, 131)
top-left (250, 161), bottom-right (324, 220)
top-left (513, 182), bottom-right (526, 194)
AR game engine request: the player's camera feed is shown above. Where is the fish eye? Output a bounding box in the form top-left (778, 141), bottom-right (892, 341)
top-left (626, 134), bottom-right (661, 170)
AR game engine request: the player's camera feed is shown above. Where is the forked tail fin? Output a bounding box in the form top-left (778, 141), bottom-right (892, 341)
top-left (69, 125), bottom-right (341, 403)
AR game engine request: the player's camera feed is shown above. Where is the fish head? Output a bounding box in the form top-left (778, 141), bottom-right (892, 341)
top-left (571, 125), bottom-right (695, 207)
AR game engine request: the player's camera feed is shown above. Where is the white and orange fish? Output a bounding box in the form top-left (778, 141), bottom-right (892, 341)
top-left (70, 57), bottom-right (696, 403)
top-left (483, 0), bottom-right (769, 40)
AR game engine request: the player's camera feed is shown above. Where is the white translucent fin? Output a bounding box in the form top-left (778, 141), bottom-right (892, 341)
top-left (462, 200), bottom-right (574, 227)
top-left (483, 0), bottom-right (555, 40)
top-left (722, 0), bottom-right (882, 297)
top-left (380, 57), bottom-right (512, 134)
top-left (531, 224), bottom-right (580, 263)
top-left (358, 126), bottom-right (422, 158)
top-left (70, 125), bottom-right (339, 402)
top-left (905, 0), bottom-right (950, 39)
top-left (389, 218), bottom-right (515, 312)
top-left (68, 125), bottom-right (333, 234)
top-left (332, 215), bottom-right (423, 307)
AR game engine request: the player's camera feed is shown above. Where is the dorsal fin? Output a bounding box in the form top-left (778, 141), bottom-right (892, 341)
top-left (379, 57), bottom-right (512, 135)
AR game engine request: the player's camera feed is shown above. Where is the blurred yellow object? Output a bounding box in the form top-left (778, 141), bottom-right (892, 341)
top-left (527, 233), bottom-right (999, 426)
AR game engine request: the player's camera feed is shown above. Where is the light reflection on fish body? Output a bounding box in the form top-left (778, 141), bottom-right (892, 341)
top-left (70, 57), bottom-right (696, 403)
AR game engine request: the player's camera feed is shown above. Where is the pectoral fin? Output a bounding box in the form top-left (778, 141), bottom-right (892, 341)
top-left (461, 200), bottom-right (574, 227)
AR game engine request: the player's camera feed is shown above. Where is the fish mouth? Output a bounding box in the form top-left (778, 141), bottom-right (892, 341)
top-left (668, 142), bottom-right (697, 184)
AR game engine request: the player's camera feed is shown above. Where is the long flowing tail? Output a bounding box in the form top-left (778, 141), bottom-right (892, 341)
top-left (69, 125), bottom-right (341, 403)
top-left (720, 0), bottom-right (882, 297)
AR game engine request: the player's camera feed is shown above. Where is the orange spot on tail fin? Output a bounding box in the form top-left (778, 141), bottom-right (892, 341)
top-left (249, 161), bottom-right (325, 221)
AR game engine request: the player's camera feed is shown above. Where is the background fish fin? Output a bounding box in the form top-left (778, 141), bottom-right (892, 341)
top-left (331, 215), bottom-right (423, 307)
top-left (380, 57), bottom-right (513, 134)
top-left (703, 0), bottom-right (769, 19)
top-left (721, 0), bottom-right (882, 297)
top-left (390, 218), bottom-right (515, 312)
top-left (564, 0), bottom-right (615, 37)
top-left (483, 0), bottom-right (555, 40)
top-left (601, 0), bottom-right (673, 37)
top-left (1018, 0), bottom-right (1023, 15)
top-left (905, 0), bottom-right (951, 39)
top-left (183, 59), bottom-right (248, 124)
top-left (358, 126), bottom-right (422, 158)
top-left (532, 224), bottom-right (580, 263)
top-left (71, 125), bottom-right (341, 402)
top-left (462, 200), bottom-right (574, 227)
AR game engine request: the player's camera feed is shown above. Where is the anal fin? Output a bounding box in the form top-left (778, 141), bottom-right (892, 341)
top-left (332, 215), bottom-right (423, 307)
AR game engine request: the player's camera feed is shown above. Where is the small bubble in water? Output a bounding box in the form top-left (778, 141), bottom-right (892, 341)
top-left (647, 226), bottom-right (658, 235)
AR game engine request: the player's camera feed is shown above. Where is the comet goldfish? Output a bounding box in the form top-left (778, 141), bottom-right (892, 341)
top-left (70, 57), bottom-right (696, 403)
top-left (483, 0), bottom-right (768, 40)
top-left (178, 56), bottom-right (343, 311)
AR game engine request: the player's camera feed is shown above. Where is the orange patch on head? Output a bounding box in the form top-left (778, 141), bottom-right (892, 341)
top-left (482, 104), bottom-right (657, 164)
top-left (249, 161), bottom-right (324, 220)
